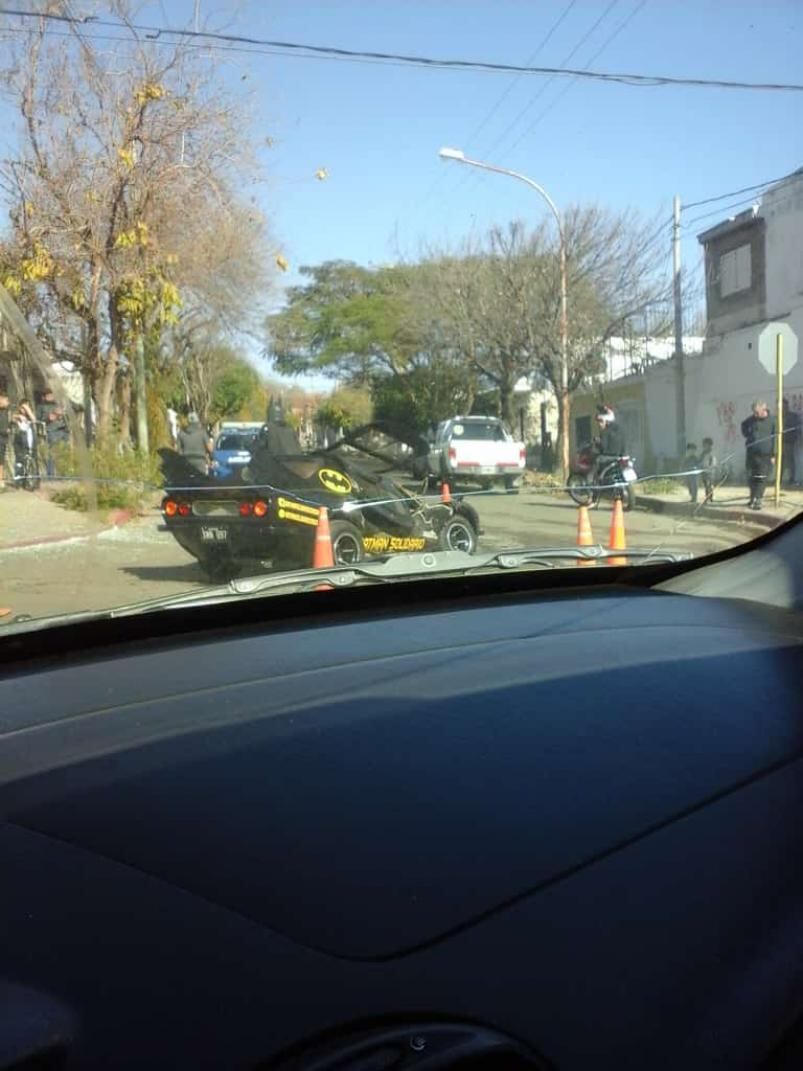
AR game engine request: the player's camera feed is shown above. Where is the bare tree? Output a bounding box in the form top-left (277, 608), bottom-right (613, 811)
top-left (426, 211), bottom-right (671, 466)
top-left (0, 2), bottom-right (272, 442)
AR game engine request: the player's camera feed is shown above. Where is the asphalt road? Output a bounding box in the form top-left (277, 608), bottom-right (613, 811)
top-left (2, 488), bottom-right (764, 624)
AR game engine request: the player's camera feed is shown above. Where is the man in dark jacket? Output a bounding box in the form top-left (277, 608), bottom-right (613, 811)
top-left (178, 412), bottom-right (212, 475)
top-left (741, 399), bottom-right (775, 510)
top-left (588, 405), bottom-right (627, 498)
top-left (781, 397), bottom-right (800, 486)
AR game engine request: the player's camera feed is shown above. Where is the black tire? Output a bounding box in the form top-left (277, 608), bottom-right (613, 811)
top-left (567, 472), bottom-right (593, 506)
top-left (329, 519), bottom-right (364, 565)
top-left (22, 453), bottom-right (40, 492)
top-left (599, 461), bottom-right (635, 512)
top-left (438, 515), bottom-right (478, 554)
top-left (200, 552), bottom-right (241, 582)
top-left (503, 475), bottom-right (519, 494)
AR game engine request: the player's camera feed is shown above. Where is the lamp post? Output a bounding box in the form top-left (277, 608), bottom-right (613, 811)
top-left (438, 147), bottom-right (569, 479)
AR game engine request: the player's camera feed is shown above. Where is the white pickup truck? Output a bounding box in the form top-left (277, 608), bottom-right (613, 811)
top-left (424, 416), bottom-right (526, 491)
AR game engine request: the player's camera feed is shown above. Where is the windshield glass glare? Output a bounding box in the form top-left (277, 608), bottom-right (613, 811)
top-left (0, 2), bottom-right (801, 632)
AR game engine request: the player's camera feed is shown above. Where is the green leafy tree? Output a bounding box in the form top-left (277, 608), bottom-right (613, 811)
top-left (315, 387), bottom-right (373, 432)
top-left (210, 360), bottom-right (260, 422)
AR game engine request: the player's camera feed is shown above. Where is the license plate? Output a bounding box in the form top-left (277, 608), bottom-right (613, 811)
top-left (480, 466), bottom-right (495, 474)
top-left (201, 526), bottom-right (228, 543)
top-left (622, 467), bottom-right (637, 483)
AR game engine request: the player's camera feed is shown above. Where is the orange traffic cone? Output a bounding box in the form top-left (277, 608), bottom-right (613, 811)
top-left (576, 504), bottom-right (595, 567)
top-left (441, 481), bottom-right (452, 504)
top-left (608, 497), bottom-right (627, 567)
top-left (312, 506), bottom-right (334, 568)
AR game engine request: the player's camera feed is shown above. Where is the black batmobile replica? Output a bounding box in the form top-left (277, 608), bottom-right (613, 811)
top-left (159, 418), bottom-right (482, 581)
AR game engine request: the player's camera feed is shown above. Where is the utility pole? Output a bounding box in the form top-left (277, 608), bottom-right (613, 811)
top-left (672, 194), bottom-right (686, 458)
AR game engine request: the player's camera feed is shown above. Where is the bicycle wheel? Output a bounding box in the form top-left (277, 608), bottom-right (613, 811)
top-left (22, 452), bottom-right (41, 492)
top-left (567, 471), bottom-right (594, 506)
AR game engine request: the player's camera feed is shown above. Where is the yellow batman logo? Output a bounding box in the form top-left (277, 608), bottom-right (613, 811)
top-left (318, 468), bottom-right (352, 495)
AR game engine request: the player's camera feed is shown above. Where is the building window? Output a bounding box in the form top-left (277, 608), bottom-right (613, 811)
top-left (719, 244), bottom-right (752, 297)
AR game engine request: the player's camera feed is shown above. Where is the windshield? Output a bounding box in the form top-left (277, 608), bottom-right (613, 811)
top-left (216, 435), bottom-right (255, 452)
top-left (0, 3), bottom-right (800, 632)
top-left (451, 422), bottom-right (509, 442)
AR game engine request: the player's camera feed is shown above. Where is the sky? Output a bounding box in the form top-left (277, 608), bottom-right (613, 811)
top-left (1, 0), bottom-right (802, 385)
top-left (238, 1), bottom-right (802, 272)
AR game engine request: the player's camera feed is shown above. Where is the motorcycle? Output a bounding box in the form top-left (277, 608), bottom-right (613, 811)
top-left (567, 442), bottom-right (637, 511)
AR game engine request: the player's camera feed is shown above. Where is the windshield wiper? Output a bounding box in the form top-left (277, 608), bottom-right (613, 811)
top-left (1, 546), bottom-right (693, 634)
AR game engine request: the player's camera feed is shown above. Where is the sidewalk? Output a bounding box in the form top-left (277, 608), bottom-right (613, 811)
top-left (637, 482), bottom-right (803, 529)
top-left (0, 487), bottom-right (133, 550)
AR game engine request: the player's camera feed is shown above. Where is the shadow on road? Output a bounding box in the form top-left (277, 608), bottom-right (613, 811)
top-left (122, 562), bottom-right (207, 584)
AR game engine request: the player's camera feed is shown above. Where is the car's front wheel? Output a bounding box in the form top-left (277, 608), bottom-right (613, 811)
top-left (329, 519), bottom-right (365, 564)
top-left (438, 515), bottom-right (478, 555)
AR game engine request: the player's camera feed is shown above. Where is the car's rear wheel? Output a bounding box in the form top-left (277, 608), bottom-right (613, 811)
top-left (330, 520), bottom-right (364, 564)
top-left (438, 515), bottom-right (478, 554)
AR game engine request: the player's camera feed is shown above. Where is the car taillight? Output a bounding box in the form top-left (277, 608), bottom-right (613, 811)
top-left (163, 499), bottom-right (178, 516)
top-left (177, 503), bottom-right (191, 517)
top-left (519, 447), bottom-right (526, 462)
top-left (239, 502), bottom-right (253, 517)
top-left (448, 446), bottom-right (457, 460)
top-left (253, 499), bottom-right (268, 518)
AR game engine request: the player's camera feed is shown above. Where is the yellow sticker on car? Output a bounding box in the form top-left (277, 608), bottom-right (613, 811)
top-left (318, 468), bottom-right (353, 495)
top-left (363, 534), bottom-right (427, 554)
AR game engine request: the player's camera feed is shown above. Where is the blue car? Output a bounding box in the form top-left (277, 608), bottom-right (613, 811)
top-left (211, 431), bottom-right (258, 480)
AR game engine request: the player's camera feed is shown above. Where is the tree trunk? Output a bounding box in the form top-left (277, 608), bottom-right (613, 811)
top-left (117, 367), bottom-right (132, 448)
top-left (499, 377), bottom-right (515, 428)
top-left (94, 345), bottom-right (118, 441)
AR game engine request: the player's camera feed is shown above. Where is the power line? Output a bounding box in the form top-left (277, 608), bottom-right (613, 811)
top-left (469, 0), bottom-right (623, 171)
top-left (1, 7), bottom-right (802, 91)
top-left (682, 182), bottom-right (803, 231)
top-left (422, 0), bottom-right (580, 206)
top-left (681, 171), bottom-right (800, 211)
top-left (460, 0), bottom-right (579, 151)
top-left (502, 0), bottom-right (648, 162)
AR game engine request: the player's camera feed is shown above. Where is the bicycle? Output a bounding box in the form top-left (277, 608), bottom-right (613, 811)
top-left (13, 421), bottom-right (43, 492)
top-left (567, 442), bottom-right (637, 511)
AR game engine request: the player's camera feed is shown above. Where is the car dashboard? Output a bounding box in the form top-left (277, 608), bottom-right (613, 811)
top-left (1, 571), bottom-right (803, 1069)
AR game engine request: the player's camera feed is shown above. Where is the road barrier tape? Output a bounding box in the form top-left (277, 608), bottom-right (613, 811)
top-left (25, 427), bottom-right (799, 518)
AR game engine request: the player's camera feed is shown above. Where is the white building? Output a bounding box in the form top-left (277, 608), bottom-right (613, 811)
top-left (684, 169), bottom-right (803, 471)
top-left (570, 170), bottom-right (803, 474)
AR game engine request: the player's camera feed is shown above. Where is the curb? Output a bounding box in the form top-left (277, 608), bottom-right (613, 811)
top-left (637, 494), bottom-right (782, 530)
top-left (0, 507), bottom-right (140, 553)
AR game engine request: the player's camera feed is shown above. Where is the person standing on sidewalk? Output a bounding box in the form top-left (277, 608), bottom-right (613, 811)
top-left (0, 390), bottom-right (10, 488)
top-left (699, 437), bottom-right (717, 503)
top-left (741, 400), bottom-right (775, 511)
top-left (781, 397), bottom-right (800, 487)
top-left (683, 443), bottom-right (699, 503)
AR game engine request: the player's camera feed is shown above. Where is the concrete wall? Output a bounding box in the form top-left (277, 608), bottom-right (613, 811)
top-left (570, 379), bottom-right (647, 463)
top-left (683, 304), bottom-right (803, 477)
top-left (763, 175), bottom-right (803, 316)
top-left (571, 312), bottom-right (803, 478)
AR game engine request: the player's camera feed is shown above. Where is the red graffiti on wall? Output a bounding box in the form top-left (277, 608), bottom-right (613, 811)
top-left (716, 400), bottom-right (737, 441)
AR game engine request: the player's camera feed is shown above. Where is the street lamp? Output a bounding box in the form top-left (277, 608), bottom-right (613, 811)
top-left (438, 147), bottom-right (570, 480)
